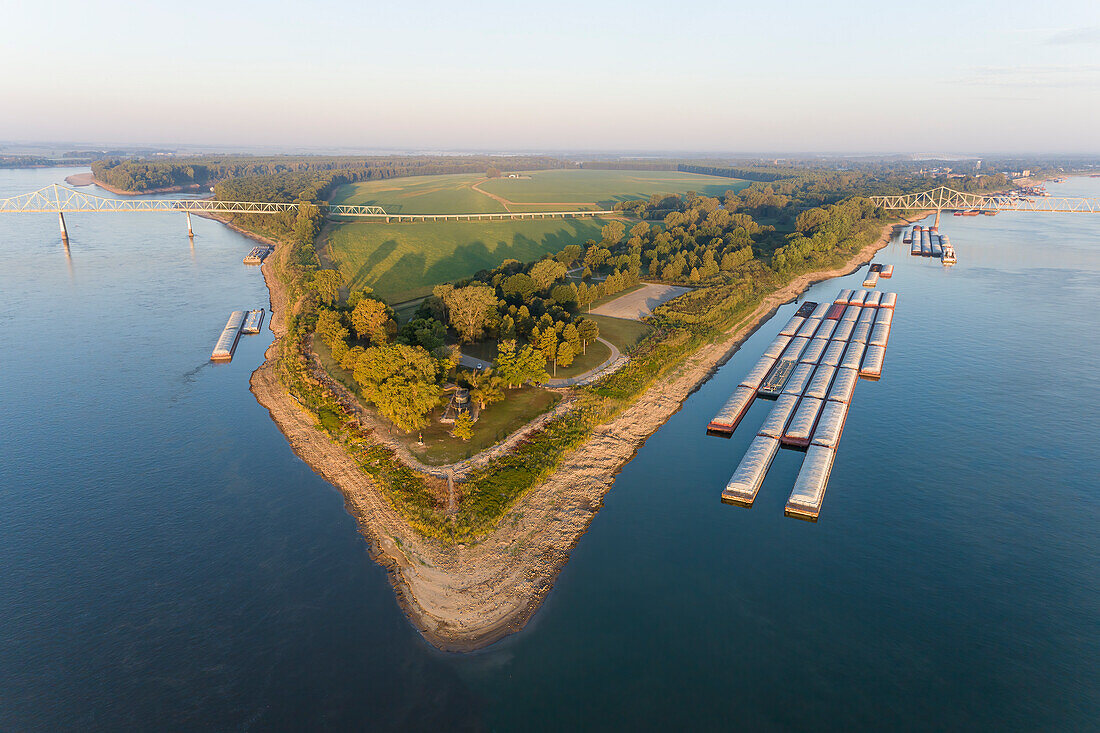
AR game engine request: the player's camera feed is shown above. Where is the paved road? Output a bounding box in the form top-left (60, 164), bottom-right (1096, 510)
top-left (547, 338), bottom-right (624, 388)
top-left (458, 354), bottom-right (492, 370)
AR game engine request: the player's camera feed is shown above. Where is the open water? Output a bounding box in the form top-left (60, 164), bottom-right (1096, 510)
top-left (1, 168), bottom-right (1096, 730)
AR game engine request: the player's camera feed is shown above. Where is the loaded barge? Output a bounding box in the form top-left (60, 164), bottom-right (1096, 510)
top-left (211, 311), bottom-right (246, 362)
top-left (712, 288), bottom-right (900, 519)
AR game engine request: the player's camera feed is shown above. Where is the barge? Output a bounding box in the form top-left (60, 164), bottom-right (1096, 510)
top-left (757, 394), bottom-right (800, 439)
top-left (722, 435), bottom-right (781, 506)
top-left (810, 400), bottom-right (849, 449)
top-left (759, 359), bottom-right (798, 398)
top-left (211, 311), bottom-right (246, 362)
top-left (859, 344), bottom-right (886, 379)
top-left (243, 246), bottom-right (273, 265)
top-left (241, 308), bottom-right (265, 334)
top-left (825, 303), bottom-right (846, 320)
top-left (781, 362), bottom-right (817, 397)
top-left (784, 444), bottom-right (836, 521)
top-left (794, 301), bottom-right (818, 318)
top-left (707, 385), bottom-right (757, 434)
top-left (782, 397), bottom-right (825, 448)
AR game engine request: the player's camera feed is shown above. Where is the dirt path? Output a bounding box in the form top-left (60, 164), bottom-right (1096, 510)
top-left (469, 179), bottom-right (600, 210)
top-left (248, 214), bottom-right (920, 652)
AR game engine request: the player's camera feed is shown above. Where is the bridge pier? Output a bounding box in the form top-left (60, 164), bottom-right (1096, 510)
top-left (58, 211), bottom-right (69, 243)
top-left (934, 209), bottom-right (941, 228)
top-left (186, 211), bottom-right (194, 238)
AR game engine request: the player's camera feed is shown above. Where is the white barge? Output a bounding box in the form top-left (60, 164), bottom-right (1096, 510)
top-left (785, 444), bottom-right (837, 520)
top-left (211, 311), bottom-right (246, 362)
top-left (722, 435), bottom-right (781, 506)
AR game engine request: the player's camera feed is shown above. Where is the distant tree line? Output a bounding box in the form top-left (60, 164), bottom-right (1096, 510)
top-left (91, 155), bottom-right (569, 193)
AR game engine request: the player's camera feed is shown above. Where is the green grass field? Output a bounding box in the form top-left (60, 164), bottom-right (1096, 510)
top-left (323, 218), bottom-right (613, 303)
top-left (586, 314), bottom-right (653, 349)
top-left (330, 169), bottom-right (749, 214)
top-left (478, 169), bottom-right (750, 207)
top-left (331, 173), bottom-right (505, 214)
top-left (323, 169), bottom-right (750, 304)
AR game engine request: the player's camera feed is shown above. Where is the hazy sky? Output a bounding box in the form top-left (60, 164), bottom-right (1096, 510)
top-left (2, 0), bottom-right (1098, 153)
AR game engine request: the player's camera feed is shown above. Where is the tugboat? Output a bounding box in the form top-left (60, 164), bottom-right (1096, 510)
top-left (941, 245), bottom-right (957, 266)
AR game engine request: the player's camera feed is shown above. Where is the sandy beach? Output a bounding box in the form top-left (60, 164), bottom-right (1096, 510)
top-left (246, 212), bottom-right (927, 651)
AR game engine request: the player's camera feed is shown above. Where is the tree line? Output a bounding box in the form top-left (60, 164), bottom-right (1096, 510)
top-left (91, 155), bottom-right (569, 193)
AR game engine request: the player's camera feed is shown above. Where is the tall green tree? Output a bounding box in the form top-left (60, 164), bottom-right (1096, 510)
top-left (577, 319), bottom-right (599, 354)
top-left (494, 339), bottom-right (549, 388)
top-left (350, 298), bottom-right (393, 344)
top-left (352, 344), bottom-right (441, 433)
top-left (443, 285), bottom-right (497, 342)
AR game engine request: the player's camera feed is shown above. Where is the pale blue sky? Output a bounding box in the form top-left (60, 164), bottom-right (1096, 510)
top-left (1, 0), bottom-right (1098, 152)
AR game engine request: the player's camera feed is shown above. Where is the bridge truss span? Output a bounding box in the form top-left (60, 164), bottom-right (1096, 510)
top-left (869, 186), bottom-right (1100, 214)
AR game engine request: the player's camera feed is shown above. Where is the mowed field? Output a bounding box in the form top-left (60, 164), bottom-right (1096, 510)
top-left (478, 169), bottom-right (750, 209)
top-left (323, 218), bottom-right (612, 304)
top-left (330, 169), bottom-right (749, 214)
top-left (322, 169), bottom-right (750, 304)
top-left (330, 173), bottom-right (505, 215)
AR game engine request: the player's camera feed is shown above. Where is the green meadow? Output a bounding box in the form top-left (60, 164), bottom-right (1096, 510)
top-left (322, 169), bottom-right (750, 304)
top-left (477, 169), bottom-right (750, 207)
top-left (322, 218), bottom-right (613, 303)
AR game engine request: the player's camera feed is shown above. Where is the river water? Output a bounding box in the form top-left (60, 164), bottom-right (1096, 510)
top-left (1, 168), bottom-right (1097, 730)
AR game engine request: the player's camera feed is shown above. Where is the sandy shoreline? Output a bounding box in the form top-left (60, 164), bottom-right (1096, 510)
top-left (244, 211), bottom-right (928, 652)
top-left (63, 171), bottom-right (206, 196)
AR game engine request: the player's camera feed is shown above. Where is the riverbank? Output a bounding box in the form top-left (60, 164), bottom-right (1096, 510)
top-left (64, 171), bottom-right (206, 195)
top-left (245, 207), bottom-right (927, 651)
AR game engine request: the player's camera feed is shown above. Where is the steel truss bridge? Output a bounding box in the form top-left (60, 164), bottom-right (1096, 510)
top-left (869, 186), bottom-right (1100, 214)
top-left (0, 184), bottom-right (616, 223)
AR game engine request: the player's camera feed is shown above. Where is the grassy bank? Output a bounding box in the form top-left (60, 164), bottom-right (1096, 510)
top-left (251, 187), bottom-right (904, 543)
top-left (321, 218), bottom-right (612, 303)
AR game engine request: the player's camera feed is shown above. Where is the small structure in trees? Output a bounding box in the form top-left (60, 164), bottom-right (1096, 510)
top-left (440, 387), bottom-right (479, 424)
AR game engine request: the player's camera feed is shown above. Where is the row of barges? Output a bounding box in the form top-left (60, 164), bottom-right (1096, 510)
top-left (711, 288), bottom-right (899, 520)
top-left (211, 308), bottom-right (265, 361)
top-left (907, 225), bottom-right (958, 265)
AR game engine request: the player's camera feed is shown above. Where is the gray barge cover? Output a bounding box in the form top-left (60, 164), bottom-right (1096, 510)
top-left (860, 344), bottom-right (886, 379)
top-left (799, 337), bottom-right (830, 365)
top-left (762, 334), bottom-right (792, 359)
top-left (819, 339), bottom-right (848, 367)
top-left (782, 362), bottom-right (817, 396)
top-left (758, 394), bottom-right (800, 439)
top-left (840, 341), bottom-right (866, 370)
top-left (796, 318), bottom-right (823, 339)
top-left (783, 397), bottom-right (825, 446)
top-left (803, 365), bottom-right (837, 400)
top-left (779, 315), bottom-right (805, 337)
top-left (832, 319), bottom-right (855, 342)
top-left (869, 322), bottom-right (891, 348)
top-left (709, 385), bottom-right (757, 429)
top-left (785, 445), bottom-right (837, 519)
top-left (740, 355), bottom-right (778, 389)
top-left (811, 400), bottom-right (849, 448)
top-left (827, 368), bottom-right (859, 403)
top-left (780, 336), bottom-right (810, 362)
top-left (722, 435), bottom-right (781, 506)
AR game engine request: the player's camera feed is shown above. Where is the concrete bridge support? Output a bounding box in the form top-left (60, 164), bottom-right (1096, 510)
top-left (186, 211), bottom-right (194, 238)
top-left (58, 212), bottom-right (68, 243)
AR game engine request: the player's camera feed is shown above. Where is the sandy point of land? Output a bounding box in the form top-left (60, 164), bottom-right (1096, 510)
top-left (64, 172), bottom-right (95, 186)
top-left (247, 213), bottom-right (920, 652)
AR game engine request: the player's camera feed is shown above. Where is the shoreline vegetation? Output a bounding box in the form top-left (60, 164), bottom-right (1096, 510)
top-left (82, 155), bottom-right (998, 650)
top-left (248, 211), bottom-right (926, 650)
top-left (215, 179), bottom-right (934, 649)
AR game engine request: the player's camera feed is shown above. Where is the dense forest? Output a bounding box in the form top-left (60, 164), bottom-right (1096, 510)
top-left (91, 155), bottom-right (569, 193)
